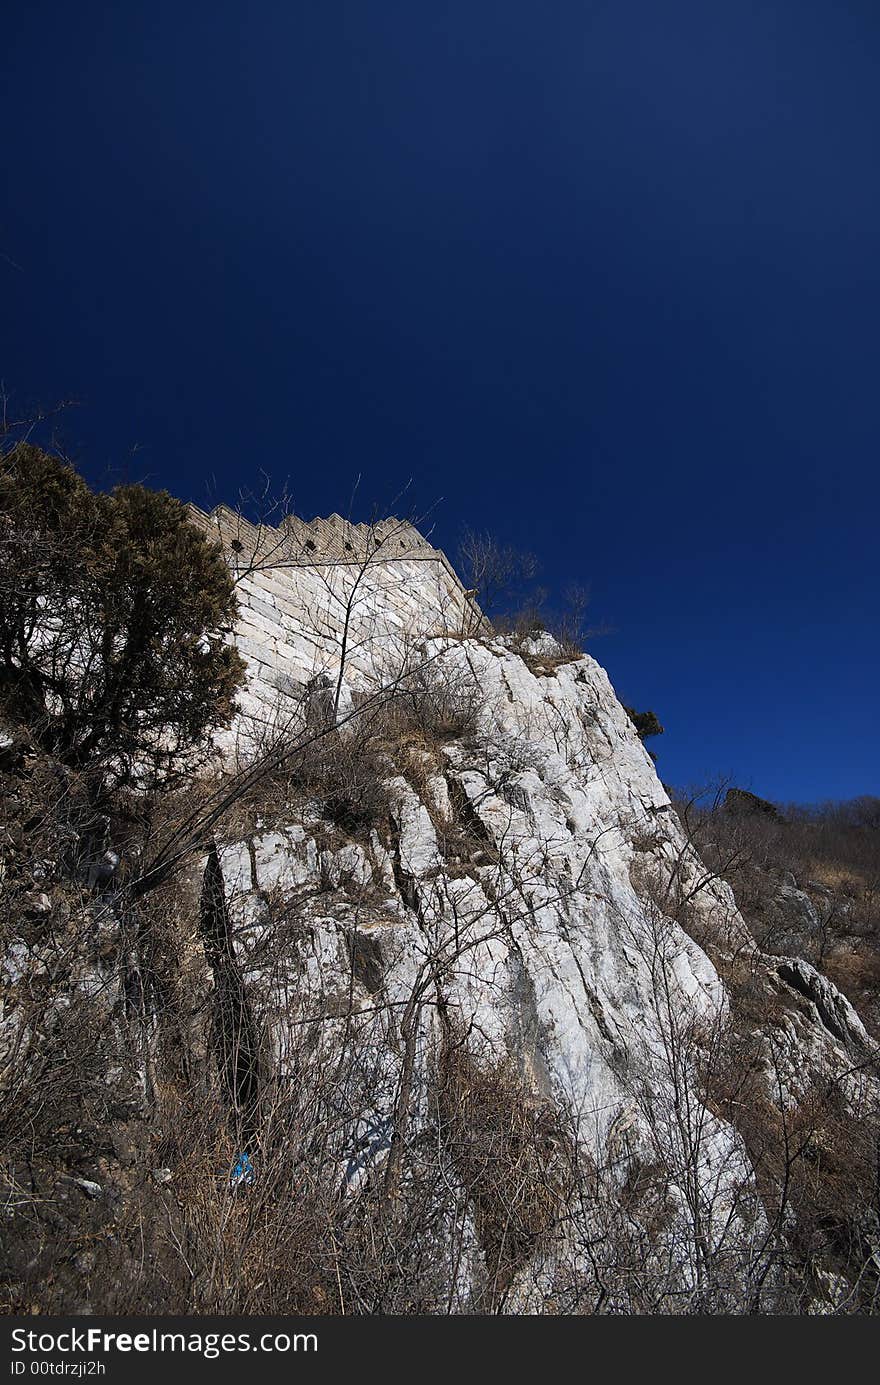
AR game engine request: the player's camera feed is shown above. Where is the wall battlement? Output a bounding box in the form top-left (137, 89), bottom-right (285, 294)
top-left (185, 503), bottom-right (488, 742)
top-left (186, 503), bottom-right (450, 567)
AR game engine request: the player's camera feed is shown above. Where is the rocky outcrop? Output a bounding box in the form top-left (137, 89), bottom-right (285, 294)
top-left (723, 787), bottom-right (782, 820)
top-left (208, 629), bottom-right (870, 1305)
top-left (2, 514), bottom-right (877, 1314)
top-left (775, 957), bottom-right (870, 1052)
top-left (173, 508), bottom-right (880, 1306)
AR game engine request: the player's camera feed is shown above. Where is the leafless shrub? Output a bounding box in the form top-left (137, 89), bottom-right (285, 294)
top-left (281, 726), bottom-right (393, 836)
top-left (220, 659), bottom-right (482, 840)
top-left (705, 1024), bottom-right (880, 1312)
top-left (435, 1038), bottom-right (571, 1308)
top-left (626, 797), bottom-right (880, 1312)
top-left (378, 661), bottom-right (483, 747)
top-left (457, 526), bottom-right (538, 617)
top-left (677, 784), bottom-right (880, 1036)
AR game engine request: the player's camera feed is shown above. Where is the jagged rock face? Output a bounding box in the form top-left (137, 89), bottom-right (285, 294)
top-left (3, 515), bottom-right (876, 1311)
top-left (215, 635), bottom-right (770, 1293)
top-left (205, 573), bottom-right (880, 1306)
top-left (774, 958), bottom-right (870, 1053)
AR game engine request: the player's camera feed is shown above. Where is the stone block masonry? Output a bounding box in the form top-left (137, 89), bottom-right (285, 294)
top-left (186, 504), bottom-right (489, 740)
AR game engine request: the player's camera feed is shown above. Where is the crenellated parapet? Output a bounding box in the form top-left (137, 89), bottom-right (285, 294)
top-left (186, 503), bottom-right (448, 567)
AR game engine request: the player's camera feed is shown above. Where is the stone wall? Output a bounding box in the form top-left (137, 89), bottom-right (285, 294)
top-left (186, 504), bottom-right (487, 741)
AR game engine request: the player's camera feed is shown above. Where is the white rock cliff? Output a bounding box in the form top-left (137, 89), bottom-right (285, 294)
top-left (3, 508), bottom-right (875, 1312)
top-left (190, 511), bottom-right (876, 1308)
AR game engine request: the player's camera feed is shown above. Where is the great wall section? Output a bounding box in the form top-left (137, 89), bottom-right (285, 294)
top-left (186, 504), bottom-right (488, 742)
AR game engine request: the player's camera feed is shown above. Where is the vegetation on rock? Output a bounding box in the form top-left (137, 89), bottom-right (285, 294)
top-left (0, 444), bottom-right (245, 790)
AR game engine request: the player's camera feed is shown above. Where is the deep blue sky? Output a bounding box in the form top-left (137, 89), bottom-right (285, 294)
top-left (3, 2), bottom-right (878, 802)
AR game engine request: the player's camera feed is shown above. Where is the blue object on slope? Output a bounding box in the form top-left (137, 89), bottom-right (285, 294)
top-left (230, 1152), bottom-right (255, 1189)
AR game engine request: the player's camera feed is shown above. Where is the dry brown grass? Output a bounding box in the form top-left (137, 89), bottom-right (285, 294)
top-left (436, 1039), bottom-right (570, 1305)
